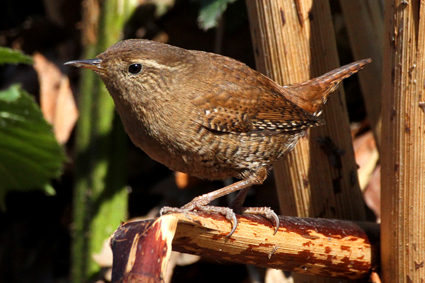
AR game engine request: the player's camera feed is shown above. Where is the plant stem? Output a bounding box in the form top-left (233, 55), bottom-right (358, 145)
top-left (72, 0), bottom-right (138, 281)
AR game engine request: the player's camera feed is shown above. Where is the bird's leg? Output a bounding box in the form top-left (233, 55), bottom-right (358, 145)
top-left (230, 187), bottom-right (251, 212)
top-left (160, 175), bottom-right (261, 229)
top-left (161, 167), bottom-right (279, 236)
top-left (180, 175), bottom-right (262, 210)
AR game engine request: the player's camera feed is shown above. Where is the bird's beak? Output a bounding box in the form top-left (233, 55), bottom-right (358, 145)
top-left (64, 58), bottom-right (105, 73)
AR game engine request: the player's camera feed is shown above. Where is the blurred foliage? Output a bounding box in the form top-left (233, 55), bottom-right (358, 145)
top-left (197, 0), bottom-right (237, 30)
top-left (0, 47), bottom-right (33, 65)
top-left (0, 49), bottom-right (65, 209)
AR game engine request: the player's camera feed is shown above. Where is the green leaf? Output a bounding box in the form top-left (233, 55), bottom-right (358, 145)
top-left (0, 85), bottom-right (66, 208)
top-left (197, 0), bottom-right (237, 30)
top-left (0, 47), bottom-right (33, 65)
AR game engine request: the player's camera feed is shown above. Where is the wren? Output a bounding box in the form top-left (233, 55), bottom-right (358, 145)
top-left (66, 39), bottom-right (370, 236)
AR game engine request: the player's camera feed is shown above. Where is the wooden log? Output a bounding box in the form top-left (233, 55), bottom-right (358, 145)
top-left (110, 213), bottom-right (380, 282)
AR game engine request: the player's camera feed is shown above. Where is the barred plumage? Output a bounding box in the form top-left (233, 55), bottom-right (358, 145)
top-left (66, 39), bottom-right (371, 236)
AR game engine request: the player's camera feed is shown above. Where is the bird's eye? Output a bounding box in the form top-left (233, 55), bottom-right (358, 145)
top-left (128, 63), bottom-right (143, 74)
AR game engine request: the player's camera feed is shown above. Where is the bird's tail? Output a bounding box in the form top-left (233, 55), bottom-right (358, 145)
top-left (284, 58), bottom-right (371, 116)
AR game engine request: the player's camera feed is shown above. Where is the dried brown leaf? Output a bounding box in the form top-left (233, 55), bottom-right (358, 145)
top-left (33, 52), bottom-right (78, 144)
top-left (353, 131), bottom-right (378, 190)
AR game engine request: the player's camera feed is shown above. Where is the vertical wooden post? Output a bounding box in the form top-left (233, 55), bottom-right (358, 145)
top-left (381, 0), bottom-right (425, 282)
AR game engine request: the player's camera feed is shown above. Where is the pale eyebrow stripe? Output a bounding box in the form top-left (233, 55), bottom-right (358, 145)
top-left (139, 59), bottom-right (179, 70)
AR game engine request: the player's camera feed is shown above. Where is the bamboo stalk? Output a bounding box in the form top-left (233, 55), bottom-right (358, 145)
top-left (381, 0), bottom-right (425, 282)
top-left (339, 0), bottom-right (384, 148)
top-left (246, 1), bottom-right (368, 282)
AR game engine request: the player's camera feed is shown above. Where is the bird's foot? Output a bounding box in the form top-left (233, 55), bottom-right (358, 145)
top-left (230, 187), bottom-right (280, 235)
top-left (160, 204), bottom-right (280, 237)
top-left (237, 206), bottom-right (280, 235)
top-left (160, 204), bottom-right (238, 237)
top-left (160, 169), bottom-right (276, 237)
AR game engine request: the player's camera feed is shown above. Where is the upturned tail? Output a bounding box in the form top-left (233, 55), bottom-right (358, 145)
top-left (284, 58), bottom-right (371, 116)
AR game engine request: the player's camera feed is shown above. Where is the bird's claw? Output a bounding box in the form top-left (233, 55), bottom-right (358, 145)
top-left (161, 205), bottom-right (280, 237)
top-left (242, 206), bottom-right (280, 235)
top-left (160, 205), bottom-right (239, 237)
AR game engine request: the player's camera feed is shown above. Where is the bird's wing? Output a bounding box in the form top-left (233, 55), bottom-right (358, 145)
top-left (187, 50), bottom-right (323, 134)
top-left (189, 83), bottom-right (323, 135)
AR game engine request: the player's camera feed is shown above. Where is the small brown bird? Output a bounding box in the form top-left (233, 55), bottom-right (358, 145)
top-left (66, 39), bottom-right (370, 236)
